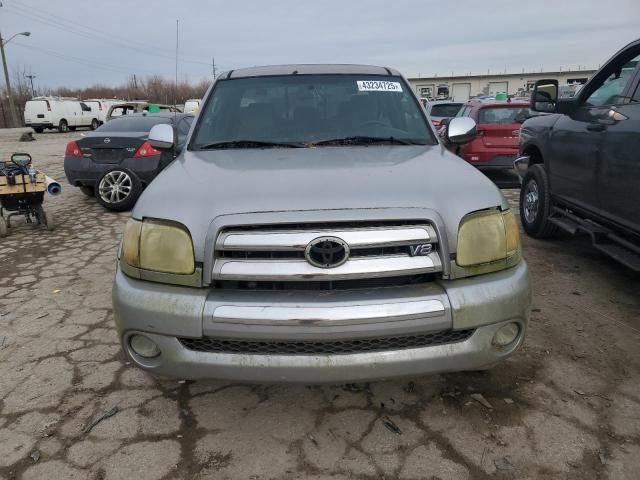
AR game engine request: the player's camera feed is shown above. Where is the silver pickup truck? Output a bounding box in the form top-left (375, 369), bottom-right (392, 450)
top-left (113, 65), bottom-right (531, 382)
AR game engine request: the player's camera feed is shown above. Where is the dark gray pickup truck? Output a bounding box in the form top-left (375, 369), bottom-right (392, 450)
top-left (516, 38), bottom-right (640, 271)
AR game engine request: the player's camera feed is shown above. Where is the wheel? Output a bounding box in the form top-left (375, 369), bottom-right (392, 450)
top-left (44, 210), bottom-right (55, 231)
top-left (95, 167), bottom-right (142, 212)
top-left (58, 119), bottom-right (69, 133)
top-left (33, 127), bottom-right (43, 134)
top-left (35, 206), bottom-right (55, 230)
top-left (90, 118), bottom-right (99, 130)
top-left (0, 216), bottom-right (7, 237)
top-left (79, 185), bottom-right (95, 197)
top-left (519, 164), bottom-right (559, 238)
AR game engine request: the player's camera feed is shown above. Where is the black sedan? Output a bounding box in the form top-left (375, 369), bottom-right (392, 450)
top-left (64, 113), bottom-right (193, 211)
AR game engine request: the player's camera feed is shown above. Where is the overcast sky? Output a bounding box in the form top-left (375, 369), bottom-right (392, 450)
top-left (2, 0), bottom-right (639, 89)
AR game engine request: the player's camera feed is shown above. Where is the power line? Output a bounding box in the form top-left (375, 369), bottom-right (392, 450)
top-left (3, 2), bottom-right (214, 67)
top-left (13, 41), bottom-right (138, 75)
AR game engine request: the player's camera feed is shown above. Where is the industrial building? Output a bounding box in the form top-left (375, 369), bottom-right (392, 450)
top-left (407, 69), bottom-right (597, 102)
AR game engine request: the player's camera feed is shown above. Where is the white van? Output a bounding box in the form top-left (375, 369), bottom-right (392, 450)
top-left (184, 98), bottom-right (201, 114)
top-left (24, 97), bottom-right (100, 133)
top-left (82, 99), bottom-right (123, 125)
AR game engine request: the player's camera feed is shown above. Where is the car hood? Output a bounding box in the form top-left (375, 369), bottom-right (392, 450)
top-left (133, 144), bottom-right (507, 259)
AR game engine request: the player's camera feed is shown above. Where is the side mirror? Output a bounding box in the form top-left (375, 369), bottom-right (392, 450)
top-left (148, 124), bottom-right (175, 151)
top-left (531, 79), bottom-right (558, 113)
top-left (446, 117), bottom-right (477, 145)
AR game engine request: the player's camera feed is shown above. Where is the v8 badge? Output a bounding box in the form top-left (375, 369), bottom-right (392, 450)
top-left (409, 244), bottom-right (433, 257)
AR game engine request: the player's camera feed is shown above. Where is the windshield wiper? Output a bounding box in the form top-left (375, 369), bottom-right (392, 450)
top-left (199, 140), bottom-right (303, 149)
top-left (310, 136), bottom-right (423, 146)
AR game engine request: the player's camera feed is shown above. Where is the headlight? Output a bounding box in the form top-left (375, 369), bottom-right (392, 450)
top-left (121, 218), bottom-right (195, 275)
top-left (456, 209), bottom-right (520, 268)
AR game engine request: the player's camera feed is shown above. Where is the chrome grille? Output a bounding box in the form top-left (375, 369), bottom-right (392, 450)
top-left (212, 222), bottom-right (442, 286)
top-left (179, 329), bottom-right (474, 355)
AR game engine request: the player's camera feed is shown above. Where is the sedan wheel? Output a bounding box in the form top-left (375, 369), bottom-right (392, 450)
top-left (94, 168), bottom-right (142, 212)
top-left (99, 170), bottom-right (133, 204)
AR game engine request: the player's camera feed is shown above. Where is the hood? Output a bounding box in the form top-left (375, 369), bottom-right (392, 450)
top-left (133, 145), bottom-right (507, 259)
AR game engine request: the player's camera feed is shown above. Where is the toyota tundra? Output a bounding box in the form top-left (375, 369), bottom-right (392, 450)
top-left (113, 64), bottom-right (531, 382)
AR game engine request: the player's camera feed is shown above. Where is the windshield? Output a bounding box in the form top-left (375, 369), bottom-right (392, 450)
top-left (191, 74), bottom-right (434, 148)
top-left (478, 106), bottom-right (531, 124)
top-left (97, 116), bottom-right (171, 132)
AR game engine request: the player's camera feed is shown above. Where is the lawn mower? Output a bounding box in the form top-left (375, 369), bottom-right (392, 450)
top-left (0, 153), bottom-right (61, 237)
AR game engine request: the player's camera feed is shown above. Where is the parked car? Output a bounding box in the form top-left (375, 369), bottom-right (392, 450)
top-left (82, 99), bottom-right (124, 125)
top-left (24, 97), bottom-right (100, 133)
top-left (451, 99), bottom-right (531, 170)
top-left (184, 99), bottom-right (201, 113)
top-left (425, 100), bottom-right (463, 127)
top-left (112, 64), bottom-right (531, 382)
top-left (64, 112), bottom-right (194, 211)
top-left (516, 38), bottom-right (640, 271)
top-left (105, 102), bottom-right (182, 122)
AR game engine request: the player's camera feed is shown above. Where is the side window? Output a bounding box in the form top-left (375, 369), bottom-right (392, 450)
top-left (80, 102), bottom-right (91, 112)
top-left (584, 53), bottom-right (640, 107)
top-left (176, 117), bottom-right (193, 144)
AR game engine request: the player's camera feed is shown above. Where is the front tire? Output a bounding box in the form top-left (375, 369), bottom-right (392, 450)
top-left (58, 119), bottom-right (69, 133)
top-left (519, 164), bottom-right (559, 238)
top-left (35, 206), bottom-right (55, 230)
top-left (95, 167), bottom-right (142, 212)
top-left (90, 118), bottom-right (99, 130)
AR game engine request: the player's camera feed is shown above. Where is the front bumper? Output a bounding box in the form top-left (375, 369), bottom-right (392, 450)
top-left (113, 261), bottom-right (531, 382)
top-left (466, 153), bottom-right (517, 170)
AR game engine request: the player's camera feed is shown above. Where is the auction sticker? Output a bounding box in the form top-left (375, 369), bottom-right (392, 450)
top-left (357, 80), bottom-right (403, 93)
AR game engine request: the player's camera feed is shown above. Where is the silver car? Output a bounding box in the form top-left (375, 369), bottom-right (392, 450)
top-left (113, 65), bottom-right (531, 383)
top-left (424, 100), bottom-right (464, 128)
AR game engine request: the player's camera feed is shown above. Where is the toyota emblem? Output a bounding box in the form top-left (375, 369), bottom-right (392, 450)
top-left (305, 237), bottom-right (350, 268)
top-left (103, 137), bottom-right (111, 144)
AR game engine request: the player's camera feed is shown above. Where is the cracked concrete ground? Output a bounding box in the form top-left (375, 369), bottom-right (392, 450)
top-left (0, 128), bottom-right (639, 480)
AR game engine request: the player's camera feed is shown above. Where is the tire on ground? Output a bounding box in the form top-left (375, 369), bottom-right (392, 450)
top-left (94, 167), bottom-right (142, 212)
top-left (58, 119), bottom-right (69, 133)
top-left (519, 163), bottom-right (559, 238)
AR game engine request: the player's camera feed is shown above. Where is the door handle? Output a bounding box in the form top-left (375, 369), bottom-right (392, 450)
top-left (586, 123), bottom-right (607, 132)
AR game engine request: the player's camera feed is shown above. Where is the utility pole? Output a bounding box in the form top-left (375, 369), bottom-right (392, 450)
top-left (25, 74), bottom-right (36, 97)
top-left (0, 32), bottom-right (19, 127)
top-left (212, 56), bottom-right (217, 80)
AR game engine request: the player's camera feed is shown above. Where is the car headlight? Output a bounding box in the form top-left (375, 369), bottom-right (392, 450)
top-left (121, 218), bottom-right (198, 284)
top-left (456, 209), bottom-right (520, 271)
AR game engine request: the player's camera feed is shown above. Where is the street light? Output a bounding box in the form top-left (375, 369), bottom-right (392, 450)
top-left (2, 31), bottom-right (31, 46)
top-left (0, 31), bottom-right (31, 127)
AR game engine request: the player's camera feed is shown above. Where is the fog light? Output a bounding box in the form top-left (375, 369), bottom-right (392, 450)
top-left (130, 334), bottom-right (160, 358)
top-left (492, 322), bottom-right (520, 347)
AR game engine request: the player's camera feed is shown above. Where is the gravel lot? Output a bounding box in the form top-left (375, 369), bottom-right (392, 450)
top-left (1, 128), bottom-right (639, 480)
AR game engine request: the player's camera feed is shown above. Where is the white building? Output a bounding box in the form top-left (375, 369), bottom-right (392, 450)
top-left (408, 69), bottom-right (596, 102)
